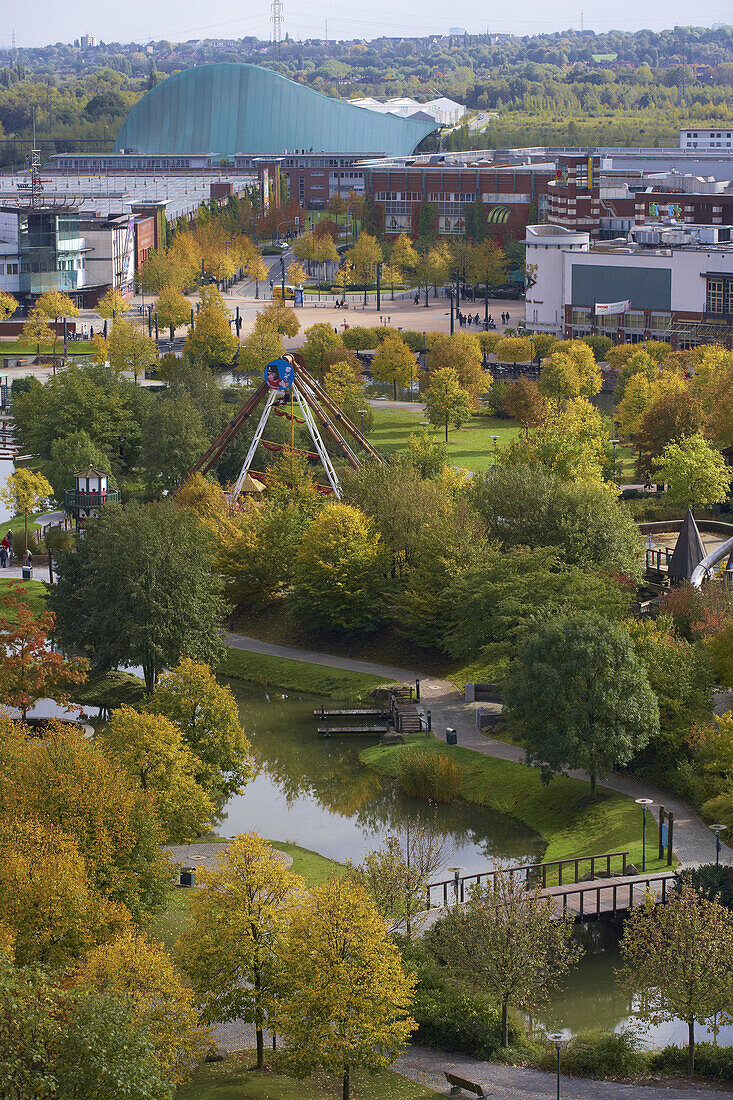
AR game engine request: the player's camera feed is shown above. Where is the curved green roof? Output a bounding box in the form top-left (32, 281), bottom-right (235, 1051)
top-left (115, 64), bottom-right (437, 157)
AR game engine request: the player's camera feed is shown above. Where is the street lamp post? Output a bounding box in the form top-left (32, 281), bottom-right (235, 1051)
top-left (610, 438), bottom-right (619, 483)
top-left (635, 798), bottom-right (654, 872)
top-left (548, 1034), bottom-right (566, 1100)
top-left (447, 867), bottom-right (464, 906)
top-left (358, 408), bottom-right (367, 435)
top-left (492, 435), bottom-right (499, 468)
top-left (449, 290), bottom-right (454, 334)
top-left (711, 824), bottom-right (728, 866)
top-left (280, 257), bottom-right (286, 300)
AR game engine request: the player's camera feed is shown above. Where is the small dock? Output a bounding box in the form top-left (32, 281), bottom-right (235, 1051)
top-left (318, 725), bottom-right (389, 737)
top-left (313, 708), bottom-right (388, 719)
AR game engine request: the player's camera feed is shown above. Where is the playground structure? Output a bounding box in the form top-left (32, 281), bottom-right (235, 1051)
top-left (182, 352), bottom-right (383, 499)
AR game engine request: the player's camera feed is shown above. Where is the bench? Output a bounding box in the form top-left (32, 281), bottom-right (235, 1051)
top-left (445, 1071), bottom-right (487, 1097)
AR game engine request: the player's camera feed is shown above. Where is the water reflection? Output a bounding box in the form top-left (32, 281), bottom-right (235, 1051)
top-left (538, 921), bottom-right (733, 1047)
top-left (220, 681), bottom-right (544, 875)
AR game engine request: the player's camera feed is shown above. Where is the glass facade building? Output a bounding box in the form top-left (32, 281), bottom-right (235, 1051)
top-left (17, 210), bottom-right (85, 294)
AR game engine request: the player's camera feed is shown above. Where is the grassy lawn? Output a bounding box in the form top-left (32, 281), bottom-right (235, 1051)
top-left (0, 339), bottom-right (95, 356)
top-left (150, 842), bottom-right (345, 952)
top-left (220, 646), bottom-right (397, 700)
top-left (362, 734), bottom-right (668, 877)
top-left (0, 577), bottom-right (48, 620)
top-left (370, 407), bottom-right (519, 473)
top-left (176, 1052), bottom-right (437, 1100)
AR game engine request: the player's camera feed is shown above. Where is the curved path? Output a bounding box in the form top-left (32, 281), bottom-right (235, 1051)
top-left (395, 1046), bottom-right (730, 1099)
top-left (224, 632), bottom-right (733, 868)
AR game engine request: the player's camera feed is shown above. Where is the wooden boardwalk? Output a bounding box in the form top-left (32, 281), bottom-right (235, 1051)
top-left (543, 871), bottom-right (676, 921)
top-left (317, 725), bottom-right (389, 737)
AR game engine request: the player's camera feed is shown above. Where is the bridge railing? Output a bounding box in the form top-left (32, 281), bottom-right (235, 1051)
top-left (558, 872), bottom-right (674, 919)
top-left (426, 850), bottom-right (629, 909)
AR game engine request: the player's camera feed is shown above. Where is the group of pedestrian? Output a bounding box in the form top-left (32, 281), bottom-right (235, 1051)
top-left (0, 529), bottom-right (13, 568)
top-left (500, 311), bottom-right (511, 325)
top-left (456, 310), bottom-right (482, 328)
top-left (334, 298), bottom-right (348, 308)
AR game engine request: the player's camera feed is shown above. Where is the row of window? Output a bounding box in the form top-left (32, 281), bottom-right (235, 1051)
top-left (570, 309), bottom-right (670, 331)
top-left (707, 278), bottom-right (733, 316)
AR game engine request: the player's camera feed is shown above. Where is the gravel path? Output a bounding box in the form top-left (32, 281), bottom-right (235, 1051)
top-left (224, 633), bottom-right (733, 868)
top-left (164, 841), bottom-right (293, 873)
top-left (395, 1046), bottom-right (731, 1099)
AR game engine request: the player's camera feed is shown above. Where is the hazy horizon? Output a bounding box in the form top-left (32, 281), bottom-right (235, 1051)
top-left (3, 4), bottom-right (729, 52)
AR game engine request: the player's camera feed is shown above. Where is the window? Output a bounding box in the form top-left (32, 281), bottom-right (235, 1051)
top-left (650, 314), bottom-right (670, 332)
top-left (6, 263), bottom-right (17, 275)
top-left (624, 313), bottom-right (644, 330)
top-left (706, 277), bottom-right (733, 315)
top-left (571, 308), bottom-right (590, 325)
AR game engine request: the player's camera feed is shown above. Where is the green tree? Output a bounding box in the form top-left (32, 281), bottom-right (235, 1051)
top-left (653, 432), bottom-right (731, 513)
top-left (178, 833), bottom-right (303, 1070)
top-left (147, 658), bottom-right (253, 803)
top-left (35, 290), bottom-right (79, 367)
top-left (100, 706), bottom-right (214, 843)
top-left (291, 503), bottom-right (388, 633)
top-left (184, 285), bottom-right (237, 368)
top-left (412, 245), bottom-right (448, 306)
top-left (427, 332), bottom-right (486, 393)
top-left (96, 287), bottom-right (128, 319)
top-left (273, 878), bottom-right (416, 1100)
top-left (21, 306), bottom-right (55, 359)
top-left (620, 881), bottom-right (733, 1077)
top-left (155, 286), bottom-right (190, 341)
top-left (57, 991), bottom-right (174, 1100)
top-left (141, 392), bottom-right (207, 496)
top-left (371, 332), bottom-right (416, 398)
top-left (300, 321), bottom-right (347, 378)
top-left (218, 503), bottom-right (306, 611)
top-left (0, 952), bottom-right (58, 1100)
top-left (504, 378), bottom-right (546, 430)
top-left (442, 546), bottom-right (631, 661)
top-left (49, 503), bottom-right (226, 694)
top-left (0, 466), bottom-right (52, 548)
top-left (347, 231), bottom-right (383, 305)
top-left (323, 361), bottom-right (373, 431)
top-left (468, 464), bottom-right (643, 577)
top-left (390, 233), bottom-right (419, 274)
top-left (239, 320), bottom-right (286, 379)
top-left (496, 335), bottom-right (532, 364)
top-left (11, 363), bottom-right (151, 473)
top-left (504, 611), bottom-right (659, 796)
top-left (0, 719), bottom-right (168, 921)
top-left (427, 871), bottom-right (581, 1047)
top-left (424, 366), bottom-right (474, 442)
top-left (0, 290), bottom-right (17, 321)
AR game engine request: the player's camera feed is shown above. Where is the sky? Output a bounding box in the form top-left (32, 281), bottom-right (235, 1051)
top-left (4, 2), bottom-right (727, 50)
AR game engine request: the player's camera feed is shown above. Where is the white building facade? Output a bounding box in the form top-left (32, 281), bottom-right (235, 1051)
top-left (524, 222), bottom-right (733, 348)
top-left (680, 127), bottom-right (733, 150)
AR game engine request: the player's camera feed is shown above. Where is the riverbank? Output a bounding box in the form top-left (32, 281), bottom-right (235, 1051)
top-left (220, 645), bottom-right (396, 701)
top-left (362, 733), bottom-right (668, 874)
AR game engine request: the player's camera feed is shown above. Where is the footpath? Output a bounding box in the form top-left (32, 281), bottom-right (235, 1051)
top-left (224, 632), bottom-right (733, 868)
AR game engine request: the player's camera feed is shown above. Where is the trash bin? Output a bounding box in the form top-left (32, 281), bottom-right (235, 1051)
top-left (179, 867), bottom-right (196, 888)
top-left (22, 566), bottom-right (33, 580)
top-left (446, 727), bottom-right (458, 746)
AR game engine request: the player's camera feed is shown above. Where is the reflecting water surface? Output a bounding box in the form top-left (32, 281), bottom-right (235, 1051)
top-left (219, 680), bottom-right (544, 876)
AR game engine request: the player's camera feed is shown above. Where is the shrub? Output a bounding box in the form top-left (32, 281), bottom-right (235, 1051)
top-left (675, 864), bottom-right (733, 910)
top-left (413, 983), bottom-right (507, 1059)
top-left (649, 1042), bottom-right (733, 1081)
top-left (394, 747), bottom-right (463, 802)
top-left (10, 530), bottom-right (39, 558)
top-left (43, 526), bottom-right (73, 554)
top-left (556, 1028), bottom-right (644, 1078)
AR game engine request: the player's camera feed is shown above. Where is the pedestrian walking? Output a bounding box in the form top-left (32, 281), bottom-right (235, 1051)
top-left (0, 546), bottom-right (7, 568)
top-left (6, 529), bottom-right (12, 554)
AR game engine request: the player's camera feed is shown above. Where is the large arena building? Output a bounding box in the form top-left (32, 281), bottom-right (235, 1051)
top-left (114, 63), bottom-right (437, 158)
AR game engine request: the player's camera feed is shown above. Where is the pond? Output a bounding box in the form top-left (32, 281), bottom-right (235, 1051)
top-left (219, 681), bottom-right (544, 876)
top-left (221, 680), bottom-right (733, 1049)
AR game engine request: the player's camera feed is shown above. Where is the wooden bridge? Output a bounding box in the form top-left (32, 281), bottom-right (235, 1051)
top-left (313, 686), bottom-right (423, 738)
top-left (426, 852), bottom-right (676, 923)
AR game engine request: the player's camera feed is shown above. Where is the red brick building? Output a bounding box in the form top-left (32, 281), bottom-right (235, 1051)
top-left (360, 155), bottom-right (554, 239)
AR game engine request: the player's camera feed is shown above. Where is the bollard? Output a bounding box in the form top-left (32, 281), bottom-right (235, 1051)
top-left (415, 678), bottom-right (420, 701)
top-left (426, 709), bottom-right (432, 734)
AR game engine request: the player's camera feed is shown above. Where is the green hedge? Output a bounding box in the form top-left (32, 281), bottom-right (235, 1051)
top-left (648, 1042), bottom-right (733, 1081)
